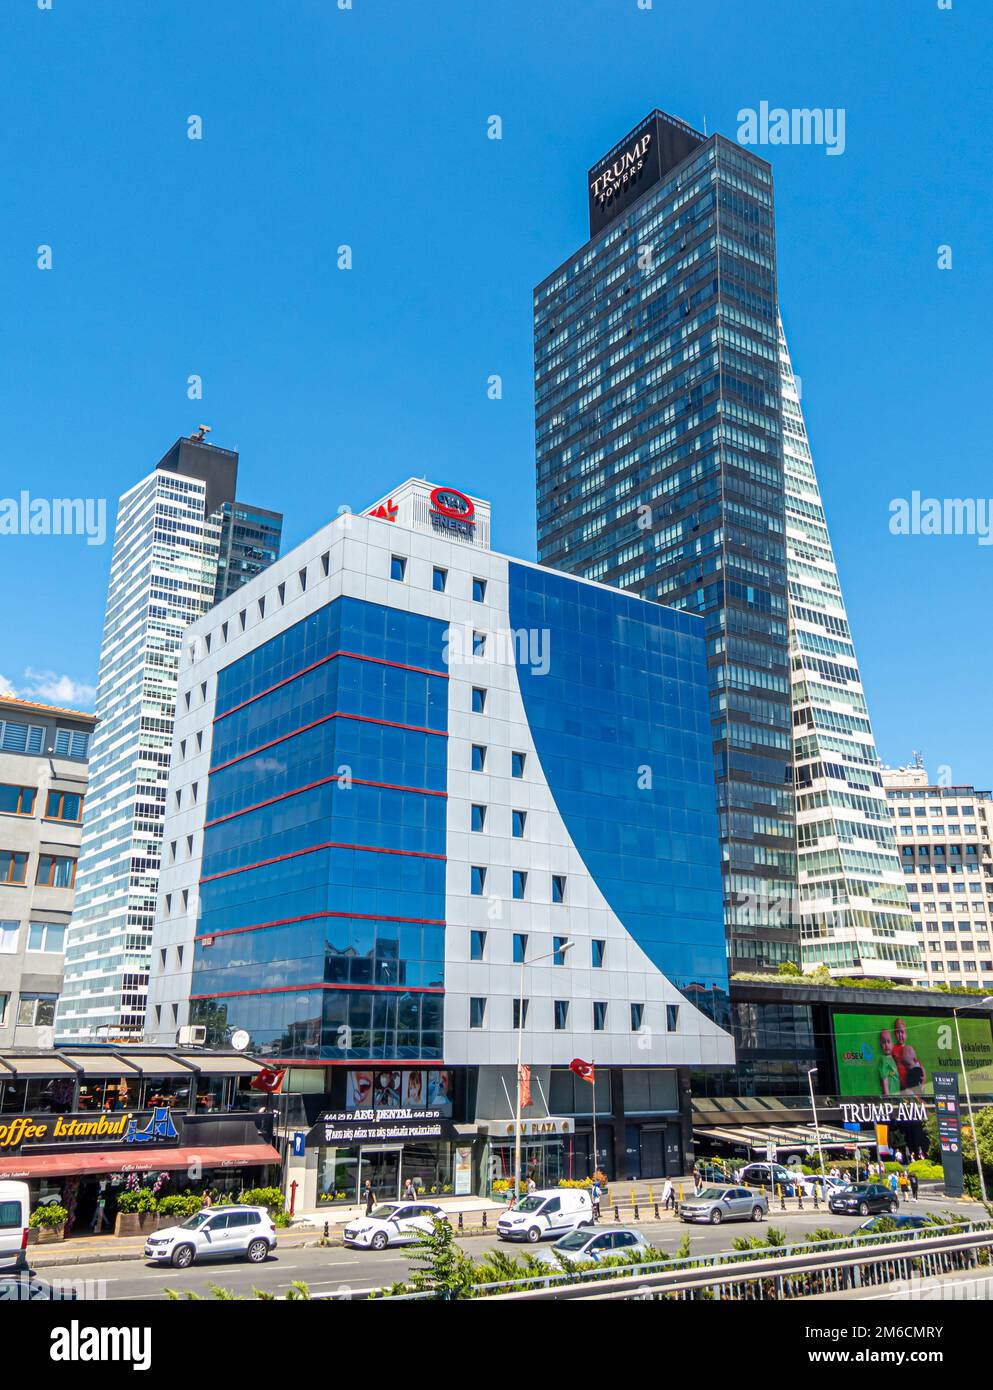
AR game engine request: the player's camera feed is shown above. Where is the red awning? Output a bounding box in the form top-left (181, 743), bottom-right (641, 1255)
top-left (0, 1143), bottom-right (281, 1179)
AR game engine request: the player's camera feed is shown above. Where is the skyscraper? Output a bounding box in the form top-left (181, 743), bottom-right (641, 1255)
top-left (780, 333), bottom-right (921, 979)
top-left (534, 108), bottom-right (920, 980)
top-left (535, 110), bottom-right (795, 975)
top-left (56, 436), bottom-right (282, 1040)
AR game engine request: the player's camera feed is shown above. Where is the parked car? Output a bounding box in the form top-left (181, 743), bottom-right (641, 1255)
top-left (497, 1188), bottom-right (593, 1242)
top-left (735, 1163), bottom-right (799, 1194)
top-left (680, 1186), bottom-right (768, 1225)
top-left (829, 1183), bottom-right (898, 1218)
top-left (143, 1205), bottom-right (277, 1268)
top-left (697, 1162), bottom-right (732, 1184)
top-left (856, 1214), bottom-right (929, 1234)
top-left (342, 1202), bottom-right (445, 1250)
top-left (800, 1174), bottom-right (851, 1199)
top-left (532, 1226), bottom-right (651, 1266)
top-left (0, 1182), bottom-right (30, 1273)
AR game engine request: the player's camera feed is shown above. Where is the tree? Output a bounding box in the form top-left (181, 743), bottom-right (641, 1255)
top-left (401, 1217), bottom-right (478, 1300)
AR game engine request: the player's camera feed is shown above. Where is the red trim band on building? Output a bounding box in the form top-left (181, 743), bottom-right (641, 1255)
top-left (215, 649), bottom-right (449, 723)
top-left (200, 839), bottom-right (446, 885)
top-left (209, 709), bottom-right (447, 776)
top-left (204, 774), bottom-right (446, 829)
top-left (190, 982), bottom-right (445, 1000)
top-left (195, 909), bottom-right (445, 943)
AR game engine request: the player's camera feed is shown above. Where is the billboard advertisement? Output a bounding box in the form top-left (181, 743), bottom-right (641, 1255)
top-left (833, 1012), bottom-right (993, 1099)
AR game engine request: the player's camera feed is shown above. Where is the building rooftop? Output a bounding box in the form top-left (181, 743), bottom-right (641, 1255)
top-left (0, 691), bottom-right (97, 724)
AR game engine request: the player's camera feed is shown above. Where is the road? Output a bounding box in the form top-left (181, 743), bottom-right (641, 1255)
top-left (28, 1194), bottom-right (971, 1300)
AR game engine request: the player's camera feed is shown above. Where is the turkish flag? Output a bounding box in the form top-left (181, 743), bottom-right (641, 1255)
top-left (569, 1058), bottom-right (595, 1085)
top-left (518, 1063), bottom-right (532, 1110)
top-left (250, 1067), bottom-right (286, 1095)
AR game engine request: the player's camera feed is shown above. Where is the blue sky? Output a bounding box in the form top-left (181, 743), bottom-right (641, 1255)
top-left (0, 0), bottom-right (990, 784)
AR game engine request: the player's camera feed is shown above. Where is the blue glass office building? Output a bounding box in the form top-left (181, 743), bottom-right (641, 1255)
top-left (149, 478), bottom-right (733, 1195)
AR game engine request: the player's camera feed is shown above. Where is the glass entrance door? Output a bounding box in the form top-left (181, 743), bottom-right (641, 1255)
top-left (358, 1146), bottom-right (402, 1203)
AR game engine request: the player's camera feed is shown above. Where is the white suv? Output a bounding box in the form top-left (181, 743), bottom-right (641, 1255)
top-left (144, 1206), bottom-right (277, 1268)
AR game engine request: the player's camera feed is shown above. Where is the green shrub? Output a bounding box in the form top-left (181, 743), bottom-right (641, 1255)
top-left (237, 1185), bottom-right (286, 1216)
top-left (29, 1204), bottom-right (68, 1229)
top-left (157, 1193), bottom-right (204, 1220)
top-left (115, 1187), bottom-right (157, 1214)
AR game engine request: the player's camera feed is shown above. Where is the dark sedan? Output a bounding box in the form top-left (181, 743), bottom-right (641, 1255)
top-left (829, 1183), bottom-right (898, 1217)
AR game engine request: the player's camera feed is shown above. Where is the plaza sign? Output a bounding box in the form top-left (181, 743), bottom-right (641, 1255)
top-left (839, 1101), bottom-right (927, 1127)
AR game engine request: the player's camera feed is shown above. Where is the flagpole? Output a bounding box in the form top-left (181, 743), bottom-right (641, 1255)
top-left (591, 1057), bottom-right (597, 1179)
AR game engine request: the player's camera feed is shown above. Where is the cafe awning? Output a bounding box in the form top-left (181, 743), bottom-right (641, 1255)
top-left (0, 1143), bottom-right (281, 1179)
top-left (180, 1055), bottom-right (264, 1076)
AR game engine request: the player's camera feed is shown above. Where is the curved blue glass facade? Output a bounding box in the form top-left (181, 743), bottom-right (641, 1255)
top-left (190, 595), bottom-right (449, 1060)
top-left (508, 562), bottom-right (729, 1020)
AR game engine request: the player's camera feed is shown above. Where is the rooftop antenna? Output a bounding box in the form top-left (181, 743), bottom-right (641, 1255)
top-left (191, 424), bottom-right (211, 442)
top-left (703, 114), bottom-right (708, 136)
top-left (912, 750), bottom-right (925, 769)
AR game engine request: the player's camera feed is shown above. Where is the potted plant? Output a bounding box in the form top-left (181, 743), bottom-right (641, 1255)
top-left (113, 1186), bottom-right (159, 1236)
top-left (29, 1204), bottom-right (69, 1244)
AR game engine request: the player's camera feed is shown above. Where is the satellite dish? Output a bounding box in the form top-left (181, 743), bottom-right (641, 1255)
top-left (231, 1030), bottom-right (250, 1052)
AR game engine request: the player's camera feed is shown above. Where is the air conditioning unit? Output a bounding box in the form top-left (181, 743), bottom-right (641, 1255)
top-left (177, 1025), bottom-right (207, 1046)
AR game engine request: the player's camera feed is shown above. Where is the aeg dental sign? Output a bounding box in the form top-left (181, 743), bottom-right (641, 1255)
top-left (429, 486), bottom-right (476, 538)
top-left (839, 1101), bottom-right (927, 1126)
top-left (589, 132), bottom-right (652, 209)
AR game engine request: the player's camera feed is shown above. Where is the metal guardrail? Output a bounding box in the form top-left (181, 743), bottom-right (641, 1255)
top-left (311, 1218), bottom-right (992, 1301)
top-left (482, 1225), bottom-right (993, 1302)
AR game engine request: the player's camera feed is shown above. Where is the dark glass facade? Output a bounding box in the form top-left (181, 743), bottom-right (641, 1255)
top-left (214, 501), bottom-right (283, 604)
top-left (534, 110), bottom-right (797, 973)
top-left (190, 596), bottom-right (449, 1060)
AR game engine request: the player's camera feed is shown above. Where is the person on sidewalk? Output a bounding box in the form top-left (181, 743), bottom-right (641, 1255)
top-left (909, 1170), bottom-right (919, 1201)
top-left (591, 1178), bottom-right (602, 1224)
top-left (363, 1180), bottom-right (375, 1216)
top-left (402, 1178), bottom-right (417, 1201)
top-left (662, 1177), bottom-right (675, 1211)
top-left (89, 1183), bottom-right (110, 1234)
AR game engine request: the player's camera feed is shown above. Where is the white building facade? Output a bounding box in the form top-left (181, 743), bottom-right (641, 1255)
top-left (146, 478), bottom-right (733, 1196)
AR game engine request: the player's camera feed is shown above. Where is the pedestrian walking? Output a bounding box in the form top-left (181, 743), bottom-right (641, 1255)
top-left (898, 1170), bottom-right (910, 1200)
top-left (662, 1177), bottom-right (675, 1211)
top-left (591, 1177), bottom-right (602, 1224)
top-left (888, 1171), bottom-right (899, 1198)
top-left (909, 1170), bottom-right (919, 1201)
top-left (89, 1183), bottom-right (110, 1233)
top-left (363, 1179), bottom-right (375, 1216)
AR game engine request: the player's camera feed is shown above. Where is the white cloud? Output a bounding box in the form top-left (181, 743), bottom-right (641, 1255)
top-left (5, 668), bottom-right (97, 711)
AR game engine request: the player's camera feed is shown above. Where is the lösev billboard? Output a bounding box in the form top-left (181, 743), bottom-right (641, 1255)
top-left (833, 1012), bottom-right (993, 1099)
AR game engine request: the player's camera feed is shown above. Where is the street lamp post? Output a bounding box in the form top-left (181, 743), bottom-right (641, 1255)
top-left (808, 1065), bottom-right (827, 1187)
top-left (952, 997), bottom-right (993, 1207)
top-left (513, 940), bottom-right (573, 1204)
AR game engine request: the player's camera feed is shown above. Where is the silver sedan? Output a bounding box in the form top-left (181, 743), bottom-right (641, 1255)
top-left (531, 1226), bottom-right (652, 1265)
top-left (680, 1186), bottom-right (768, 1225)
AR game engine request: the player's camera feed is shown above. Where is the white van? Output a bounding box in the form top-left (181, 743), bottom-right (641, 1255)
top-left (0, 1182), bottom-right (31, 1272)
top-left (497, 1188), bottom-right (593, 1243)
